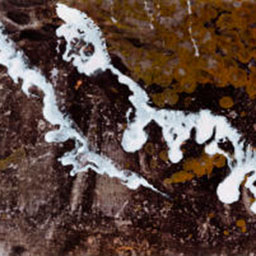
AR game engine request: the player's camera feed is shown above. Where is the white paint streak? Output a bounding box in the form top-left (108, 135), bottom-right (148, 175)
top-left (0, 20), bottom-right (165, 198)
top-left (56, 3), bottom-right (256, 213)
top-left (110, 16), bottom-right (117, 24)
top-left (144, 0), bottom-right (154, 30)
top-left (115, 200), bottom-right (129, 219)
top-left (56, 4), bottom-right (110, 76)
top-left (187, 0), bottom-right (192, 15)
top-left (186, 0), bottom-right (200, 57)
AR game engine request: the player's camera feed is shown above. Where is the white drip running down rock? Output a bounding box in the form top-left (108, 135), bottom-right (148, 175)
top-left (0, 22), bottom-right (164, 198)
top-left (56, 3), bottom-right (256, 213)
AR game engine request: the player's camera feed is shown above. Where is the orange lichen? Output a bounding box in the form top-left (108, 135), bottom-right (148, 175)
top-left (165, 170), bottom-right (195, 184)
top-left (159, 150), bottom-right (169, 162)
top-left (212, 154), bottom-right (226, 168)
top-left (250, 197), bottom-right (256, 204)
top-left (151, 88), bottom-right (179, 108)
top-left (74, 80), bottom-right (83, 90)
top-left (144, 142), bottom-right (155, 155)
top-left (164, 152), bottom-right (226, 184)
top-left (219, 96), bottom-right (234, 109)
top-left (208, 212), bottom-right (215, 219)
top-left (183, 154), bottom-right (213, 178)
top-left (236, 219), bottom-right (247, 233)
top-left (150, 158), bottom-right (158, 169)
top-left (223, 230), bottom-right (229, 236)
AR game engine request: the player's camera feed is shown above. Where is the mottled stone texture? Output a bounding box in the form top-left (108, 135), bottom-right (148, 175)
top-left (1, 0), bottom-right (256, 255)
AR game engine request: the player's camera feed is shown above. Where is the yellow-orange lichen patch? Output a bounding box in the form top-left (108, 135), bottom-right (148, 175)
top-left (164, 152), bottom-right (226, 184)
top-left (74, 80), bottom-right (83, 90)
top-left (219, 96), bottom-right (234, 109)
top-left (164, 170), bottom-right (195, 184)
top-left (212, 154), bottom-right (226, 168)
top-left (165, 89), bottom-right (179, 105)
top-left (223, 230), bottom-right (229, 236)
top-left (184, 153), bottom-right (215, 177)
top-left (228, 67), bottom-right (248, 89)
top-left (151, 88), bottom-right (179, 108)
top-left (144, 142), bottom-right (155, 155)
top-left (159, 150), bottom-right (169, 163)
top-left (236, 219), bottom-right (247, 233)
top-left (151, 93), bottom-right (166, 108)
top-left (250, 197), bottom-right (256, 204)
top-left (77, 0), bottom-right (256, 99)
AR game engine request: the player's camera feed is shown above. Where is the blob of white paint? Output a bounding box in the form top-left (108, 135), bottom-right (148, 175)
top-left (56, 3), bottom-right (110, 76)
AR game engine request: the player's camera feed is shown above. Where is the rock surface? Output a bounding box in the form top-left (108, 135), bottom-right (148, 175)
top-left (1, 0), bottom-right (256, 255)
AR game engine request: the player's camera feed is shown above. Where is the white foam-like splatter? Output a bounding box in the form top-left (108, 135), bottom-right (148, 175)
top-left (0, 22), bottom-right (165, 197)
top-left (56, 3), bottom-right (256, 213)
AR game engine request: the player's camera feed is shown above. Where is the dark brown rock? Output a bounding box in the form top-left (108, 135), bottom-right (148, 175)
top-left (1, 1), bottom-right (256, 256)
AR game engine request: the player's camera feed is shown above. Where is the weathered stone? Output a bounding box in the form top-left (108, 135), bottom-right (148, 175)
top-left (1, 1), bottom-right (256, 255)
